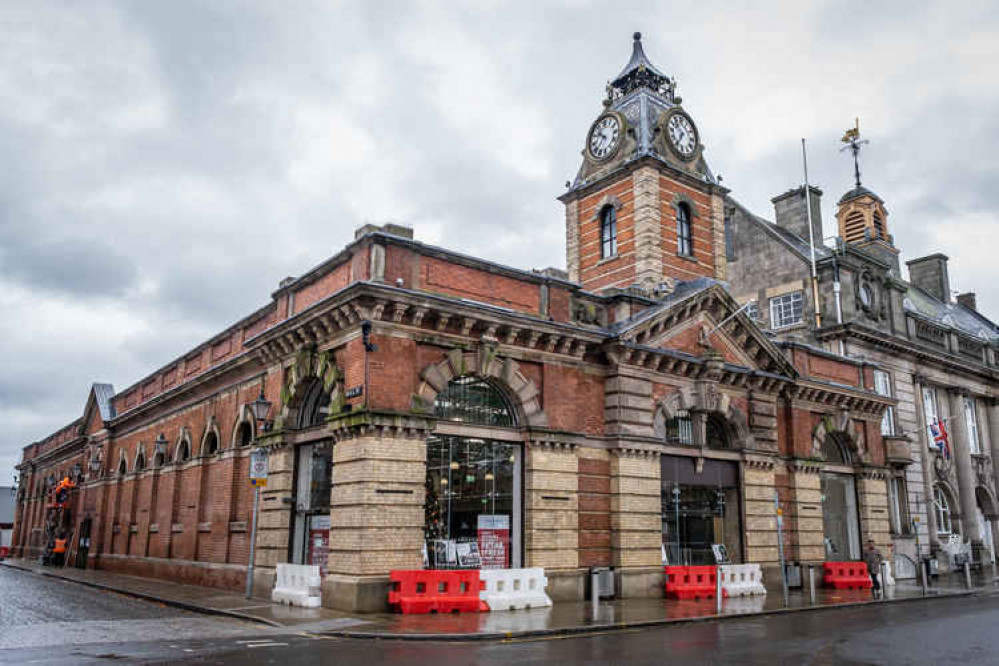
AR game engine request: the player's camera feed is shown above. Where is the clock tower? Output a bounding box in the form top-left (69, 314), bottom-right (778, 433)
top-left (559, 33), bottom-right (729, 294)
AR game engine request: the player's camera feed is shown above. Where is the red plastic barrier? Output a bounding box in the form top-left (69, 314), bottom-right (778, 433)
top-left (388, 570), bottom-right (488, 614)
top-left (0, 546), bottom-right (9, 560)
top-left (822, 561), bottom-right (873, 590)
top-left (663, 565), bottom-right (728, 600)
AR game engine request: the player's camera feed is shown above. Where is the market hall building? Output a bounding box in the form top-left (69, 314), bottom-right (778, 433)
top-left (13, 34), bottom-right (897, 611)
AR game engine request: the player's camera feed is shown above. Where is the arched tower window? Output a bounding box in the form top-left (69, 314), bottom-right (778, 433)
top-left (177, 441), bottom-right (190, 463)
top-left (600, 205), bottom-right (617, 259)
top-left (135, 452), bottom-right (145, 472)
top-left (872, 210), bottom-right (886, 240)
top-left (677, 203), bottom-right (693, 256)
top-left (117, 459), bottom-right (127, 476)
top-left (435, 377), bottom-right (516, 427)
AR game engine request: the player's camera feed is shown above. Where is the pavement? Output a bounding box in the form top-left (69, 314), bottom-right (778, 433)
top-left (1, 558), bottom-right (993, 641)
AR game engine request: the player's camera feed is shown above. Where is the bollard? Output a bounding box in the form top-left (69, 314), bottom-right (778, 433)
top-left (964, 561), bottom-right (972, 590)
top-left (591, 569), bottom-right (599, 617)
top-left (919, 557), bottom-right (928, 596)
top-left (808, 565), bottom-right (816, 603)
top-left (715, 568), bottom-right (723, 614)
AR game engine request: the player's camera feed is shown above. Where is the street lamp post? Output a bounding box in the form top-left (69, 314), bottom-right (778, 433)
top-left (245, 387), bottom-right (272, 599)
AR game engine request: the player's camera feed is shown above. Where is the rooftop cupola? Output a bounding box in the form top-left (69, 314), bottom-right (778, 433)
top-left (608, 32), bottom-right (677, 101)
top-left (834, 119), bottom-right (899, 274)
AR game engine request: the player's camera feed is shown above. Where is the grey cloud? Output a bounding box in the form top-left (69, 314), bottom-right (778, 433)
top-left (2, 1), bottom-right (998, 484)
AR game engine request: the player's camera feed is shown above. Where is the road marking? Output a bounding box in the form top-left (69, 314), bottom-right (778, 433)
top-left (246, 642), bottom-right (289, 648)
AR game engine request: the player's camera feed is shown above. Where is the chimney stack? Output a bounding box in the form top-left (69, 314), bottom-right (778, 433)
top-left (906, 254), bottom-right (951, 303)
top-left (957, 292), bottom-right (977, 311)
top-left (772, 186), bottom-right (823, 247)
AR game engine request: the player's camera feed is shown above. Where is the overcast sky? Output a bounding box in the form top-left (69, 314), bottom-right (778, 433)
top-left (2, 1), bottom-right (997, 483)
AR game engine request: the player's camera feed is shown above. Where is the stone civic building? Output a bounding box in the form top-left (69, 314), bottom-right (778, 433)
top-left (14, 35), bottom-right (903, 611)
top-left (727, 175), bottom-right (999, 577)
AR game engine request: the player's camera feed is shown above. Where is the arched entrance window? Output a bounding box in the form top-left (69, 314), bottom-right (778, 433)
top-left (975, 489), bottom-right (995, 564)
top-left (821, 432), bottom-right (853, 464)
top-left (435, 377), bottom-right (515, 426)
top-left (663, 411), bottom-right (693, 445)
top-left (297, 378), bottom-right (330, 429)
top-left (426, 376), bottom-right (521, 569)
top-left (706, 415), bottom-right (730, 449)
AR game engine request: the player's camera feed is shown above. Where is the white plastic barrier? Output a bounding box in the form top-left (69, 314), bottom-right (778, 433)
top-left (719, 564), bottom-right (766, 597)
top-left (271, 563), bottom-right (322, 608)
top-left (479, 568), bottom-right (553, 611)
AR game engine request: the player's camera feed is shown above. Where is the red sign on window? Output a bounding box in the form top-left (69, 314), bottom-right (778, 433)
top-left (477, 515), bottom-right (510, 569)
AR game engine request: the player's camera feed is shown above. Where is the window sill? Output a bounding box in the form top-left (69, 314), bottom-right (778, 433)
top-left (595, 255), bottom-right (620, 267)
top-left (771, 322), bottom-right (808, 333)
top-left (676, 253), bottom-right (698, 264)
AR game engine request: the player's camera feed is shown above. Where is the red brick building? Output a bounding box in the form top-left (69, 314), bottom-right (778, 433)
top-left (13, 34), bottom-right (895, 611)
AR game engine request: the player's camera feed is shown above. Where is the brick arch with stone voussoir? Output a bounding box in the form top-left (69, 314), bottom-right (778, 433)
top-left (230, 405), bottom-right (258, 448)
top-left (410, 346), bottom-right (549, 428)
top-left (652, 385), bottom-right (754, 449)
top-left (274, 345), bottom-right (346, 431)
top-left (811, 412), bottom-right (867, 464)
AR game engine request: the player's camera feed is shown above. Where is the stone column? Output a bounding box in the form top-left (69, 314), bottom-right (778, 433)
top-left (609, 448), bottom-right (662, 598)
top-left (912, 377), bottom-right (940, 549)
top-left (947, 388), bottom-right (980, 543)
top-left (857, 468), bottom-right (892, 557)
top-left (524, 439), bottom-right (581, 600)
top-left (989, 400), bottom-right (999, 511)
top-left (743, 458), bottom-right (779, 566)
top-left (786, 462), bottom-right (823, 563)
top-left (564, 199), bottom-right (580, 283)
top-left (326, 413), bottom-right (431, 612)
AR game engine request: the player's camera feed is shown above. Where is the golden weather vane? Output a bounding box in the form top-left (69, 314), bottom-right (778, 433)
top-left (839, 117), bottom-right (869, 190)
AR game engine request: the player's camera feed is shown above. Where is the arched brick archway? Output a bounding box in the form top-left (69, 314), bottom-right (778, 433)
top-left (653, 387), bottom-right (754, 448)
top-left (411, 347), bottom-right (547, 427)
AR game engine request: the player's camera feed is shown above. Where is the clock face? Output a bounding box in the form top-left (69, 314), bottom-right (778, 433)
top-left (666, 112), bottom-right (698, 158)
top-left (860, 284), bottom-right (873, 309)
top-left (588, 115), bottom-right (621, 160)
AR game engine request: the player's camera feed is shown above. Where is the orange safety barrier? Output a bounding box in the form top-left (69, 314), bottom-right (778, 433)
top-left (663, 565), bottom-right (728, 600)
top-left (388, 570), bottom-right (488, 614)
top-left (822, 561), bottom-right (873, 590)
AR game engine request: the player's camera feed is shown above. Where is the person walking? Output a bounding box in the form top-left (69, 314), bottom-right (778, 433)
top-left (863, 538), bottom-right (883, 596)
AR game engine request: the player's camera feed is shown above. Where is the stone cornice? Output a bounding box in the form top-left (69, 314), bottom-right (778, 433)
top-left (247, 282), bottom-right (607, 366)
top-left (815, 322), bottom-right (997, 380)
top-left (788, 379), bottom-right (892, 417)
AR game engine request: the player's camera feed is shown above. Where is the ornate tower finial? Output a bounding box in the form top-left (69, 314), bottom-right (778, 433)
top-left (840, 118), bottom-right (869, 190)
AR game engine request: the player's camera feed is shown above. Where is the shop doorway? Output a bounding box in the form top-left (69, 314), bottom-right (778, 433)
top-left (661, 456), bottom-right (742, 566)
top-left (291, 442), bottom-right (333, 574)
top-left (820, 472), bottom-right (860, 560)
top-left (75, 518), bottom-right (91, 569)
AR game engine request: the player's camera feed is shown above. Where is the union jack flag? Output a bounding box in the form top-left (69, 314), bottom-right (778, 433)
top-left (929, 418), bottom-right (951, 459)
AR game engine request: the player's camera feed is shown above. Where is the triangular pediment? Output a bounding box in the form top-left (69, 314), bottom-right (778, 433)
top-left (615, 283), bottom-right (797, 378)
top-left (78, 383), bottom-right (115, 437)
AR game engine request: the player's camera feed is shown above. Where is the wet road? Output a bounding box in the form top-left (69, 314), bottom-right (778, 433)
top-left (3, 564), bottom-right (999, 664)
top-left (0, 566), bottom-right (265, 656)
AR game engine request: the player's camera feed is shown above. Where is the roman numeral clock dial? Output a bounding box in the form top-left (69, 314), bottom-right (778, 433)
top-left (665, 110), bottom-right (699, 160)
top-left (587, 114), bottom-right (622, 160)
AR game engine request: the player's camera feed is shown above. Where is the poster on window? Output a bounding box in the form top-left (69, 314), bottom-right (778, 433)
top-left (478, 514), bottom-right (510, 569)
top-left (455, 541), bottom-right (482, 568)
top-left (308, 515), bottom-right (331, 576)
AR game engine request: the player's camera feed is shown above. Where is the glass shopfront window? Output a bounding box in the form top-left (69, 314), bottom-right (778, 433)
top-left (425, 435), bottom-right (520, 569)
top-left (661, 456), bottom-right (742, 566)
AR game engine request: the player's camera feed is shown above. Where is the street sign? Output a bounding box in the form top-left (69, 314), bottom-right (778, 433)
top-left (249, 448), bottom-right (268, 487)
